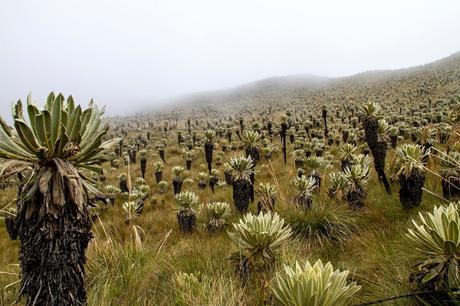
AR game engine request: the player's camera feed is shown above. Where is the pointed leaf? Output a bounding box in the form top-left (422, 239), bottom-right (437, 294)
top-left (46, 92), bottom-right (55, 111)
top-left (50, 93), bottom-right (63, 146)
top-left (14, 119), bottom-right (39, 154)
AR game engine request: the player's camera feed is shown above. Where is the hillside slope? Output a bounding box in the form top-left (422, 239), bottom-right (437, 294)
top-left (160, 51), bottom-right (460, 116)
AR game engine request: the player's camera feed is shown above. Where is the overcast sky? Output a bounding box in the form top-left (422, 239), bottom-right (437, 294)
top-left (1, 0), bottom-right (460, 117)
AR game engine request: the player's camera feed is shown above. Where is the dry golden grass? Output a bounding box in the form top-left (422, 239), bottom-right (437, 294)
top-left (0, 137), bottom-right (447, 305)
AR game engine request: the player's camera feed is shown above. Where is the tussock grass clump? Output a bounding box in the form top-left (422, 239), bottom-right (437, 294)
top-left (86, 226), bottom-right (162, 305)
top-left (282, 201), bottom-right (355, 246)
top-left (173, 271), bottom-right (244, 305)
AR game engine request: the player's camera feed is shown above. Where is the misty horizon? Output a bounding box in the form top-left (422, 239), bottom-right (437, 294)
top-left (1, 0), bottom-right (460, 117)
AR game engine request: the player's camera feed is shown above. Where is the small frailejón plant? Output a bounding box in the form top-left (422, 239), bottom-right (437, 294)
top-left (228, 212), bottom-right (292, 279)
top-left (175, 191), bottom-right (200, 234)
top-left (184, 150), bottom-right (195, 170)
top-left (291, 176), bottom-right (316, 208)
top-left (172, 166), bottom-right (184, 194)
top-left (197, 171), bottom-right (209, 189)
top-left (417, 125), bottom-right (437, 154)
top-left (209, 168), bottom-right (220, 192)
top-left (406, 202), bottom-right (460, 298)
top-left (242, 130), bottom-right (261, 167)
top-left (119, 172), bottom-right (129, 193)
top-left (339, 143), bottom-right (357, 171)
top-left (200, 201), bottom-right (232, 232)
top-left (342, 164), bottom-right (370, 208)
top-left (154, 161), bottom-right (164, 183)
top-left (292, 149), bottom-right (306, 169)
top-left (304, 155), bottom-right (328, 191)
top-left (241, 130), bottom-right (260, 201)
top-left (0, 93), bottom-right (119, 305)
top-left (390, 144), bottom-right (427, 208)
top-left (228, 155), bottom-right (254, 213)
top-left (122, 200), bottom-right (143, 224)
top-left (105, 185), bottom-right (121, 205)
top-left (271, 260), bottom-right (361, 306)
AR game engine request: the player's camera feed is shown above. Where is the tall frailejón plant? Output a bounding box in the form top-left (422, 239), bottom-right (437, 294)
top-left (360, 102), bottom-right (391, 194)
top-left (0, 93), bottom-right (119, 305)
top-left (204, 129), bottom-right (215, 173)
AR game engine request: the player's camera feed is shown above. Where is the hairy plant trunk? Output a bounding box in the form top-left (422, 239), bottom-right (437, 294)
top-left (119, 179), bottom-right (128, 193)
top-left (441, 173), bottom-right (460, 199)
top-left (346, 189), bottom-right (366, 209)
top-left (155, 171), bottom-right (163, 183)
top-left (140, 158), bottom-right (147, 178)
top-left (209, 177), bottom-right (218, 192)
top-left (372, 142), bottom-right (391, 194)
top-left (322, 109), bottom-right (328, 138)
top-left (129, 150), bottom-right (136, 164)
top-left (233, 179), bottom-right (251, 213)
top-left (295, 160), bottom-right (304, 169)
top-left (390, 135), bottom-right (397, 148)
top-left (15, 161), bottom-right (92, 305)
top-left (342, 130), bottom-right (349, 143)
top-left (114, 146), bottom-right (120, 157)
top-left (159, 149), bottom-right (165, 162)
top-left (17, 205), bottom-right (92, 305)
top-left (118, 141), bottom-right (123, 157)
top-left (364, 117), bottom-right (391, 195)
top-left (173, 179), bottom-right (183, 195)
top-left (205, 142), bottom-right (213, 173)
top-left (177, 210), bottom-right (195, 234)
top-left (399, 172), bottom-right (425, 208)
top-left (281, 123), bottom-right (287, 164)
top-left (363, 117), bottom-right (378, 151)
top-left (249, 173), bottom-right (255, 202)
top-left (224, 171), bottom-right (233, 185)
top-left (245, 147), bottom-right (260, 167)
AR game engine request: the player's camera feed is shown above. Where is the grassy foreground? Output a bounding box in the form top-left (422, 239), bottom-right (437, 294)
top-left (0, 140), bottom-right (445, 305)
